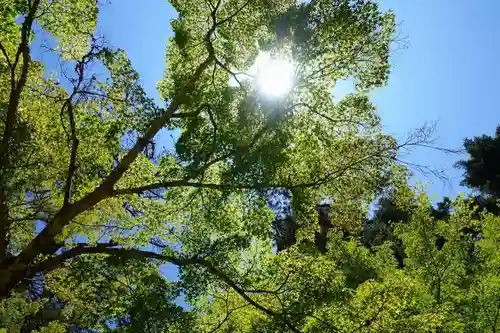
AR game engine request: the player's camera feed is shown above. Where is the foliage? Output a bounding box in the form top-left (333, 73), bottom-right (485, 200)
top-left (3, 0), bottom-right (500, 332)
top-left (185, 193), bottom-right (500, 332)
top-left (456, 125), bottom-right (500, 198)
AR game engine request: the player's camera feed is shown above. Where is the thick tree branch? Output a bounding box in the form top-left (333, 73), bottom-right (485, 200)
top-left (204, 0), bottom-right (252, 90)
top-left (0, 191), bottom-right (7, 262)
top-left (0, 0), bottom-right (41, 162)
top-left (205, 105), bottom-right (218, 163)
top-left (113, 180), bottom-right (278, 196)
top-left (28, 243), bottom-right (301, 332)
top-left (27, 243), bottom-right (199, 276)
top-left (112, 139), bottom-right (395, 197)
top-left (6, 2), bottom-right (220, 288)
top-left (0, 0), bottom-right (41, 267)
top-left (170, 111), bottom-right (200, 119)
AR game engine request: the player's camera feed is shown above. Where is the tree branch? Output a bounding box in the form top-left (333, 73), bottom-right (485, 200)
top-left (113, 180), bottom-right (277, 196)
top-left (62, 101), bottom-right (79, 206)
top-left (0, 0), bottom-right (41, 163)
top-left (0, 0), bottom-right (41, 267)
top-left (208, 303), bottom-right (249, 333)
top-left (8, 3), bottom-right (217, 286)
top-left (27, 243), bottom-right (198, 276)
top-left (0, 42), bottom-right (12, 69)
top-left (215, 0), bottom-right (251, 27)
top-left (62, 57), bottom-right (90, 206)
top-left (306, 314), bottom-right (342, 333)
top-left (29, 243), bottom-right (302, 332)
top-left (242, 272), bottom-right (290, 295)
top-left (112, 138), bottom-right (394, 197)
top-left (350, 295), bottom-right (388, 333)
top-left (198, 258), bottom-right (302, 333)
top-left (186, 123), bottom-right (269, 181)
top-left (492, 296), bottom-right (500, 333)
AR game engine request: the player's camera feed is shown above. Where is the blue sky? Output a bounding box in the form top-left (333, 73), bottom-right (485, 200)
top-left (97, 0), bottom-right (500, 201)
top-left (374, 0), bottom-right (500, 199)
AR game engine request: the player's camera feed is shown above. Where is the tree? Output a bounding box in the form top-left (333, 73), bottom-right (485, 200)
top-left (363, 190), bottom-right (413, 268)
top-left (195, 191), bottom-right (500, 332)
top-left (0, 0), bottom-right (396, 295)
top-left (363, 186), bottom-right (454, 269)
top-left (4, 0), bottom-right (482, 332)
top-left (456, 125), bottom-right (500, 198)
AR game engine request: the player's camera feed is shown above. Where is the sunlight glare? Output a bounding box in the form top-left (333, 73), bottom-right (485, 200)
top-left (251, 52), bottom-right (294, 98)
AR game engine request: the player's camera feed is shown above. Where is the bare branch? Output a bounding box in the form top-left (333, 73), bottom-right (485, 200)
top-left (395, 123), bottom-right (462, 185)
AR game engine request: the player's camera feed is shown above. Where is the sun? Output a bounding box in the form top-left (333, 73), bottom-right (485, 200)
top-left (251, 52), bottom-right (295, 98)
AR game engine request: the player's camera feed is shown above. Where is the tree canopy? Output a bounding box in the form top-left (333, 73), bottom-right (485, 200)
top-left (1, 0), bottom-right (500, 332)
top-left (456, 126), bottom-right (500, 198)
